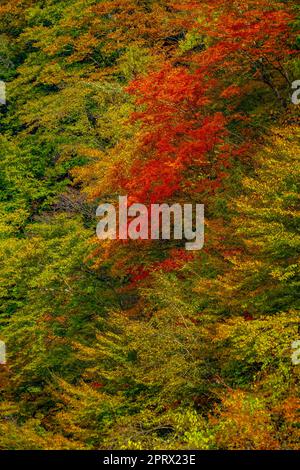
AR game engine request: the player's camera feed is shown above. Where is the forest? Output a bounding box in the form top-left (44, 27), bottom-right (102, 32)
top-left (0, 0), bottom-right (299, 450)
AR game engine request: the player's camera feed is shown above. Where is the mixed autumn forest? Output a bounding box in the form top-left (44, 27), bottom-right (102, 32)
top-left (0, 0), bottom-right (300, 450)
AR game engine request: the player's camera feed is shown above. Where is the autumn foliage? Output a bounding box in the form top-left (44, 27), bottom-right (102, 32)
top-left (0, 0), bottom-right (299, 450)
